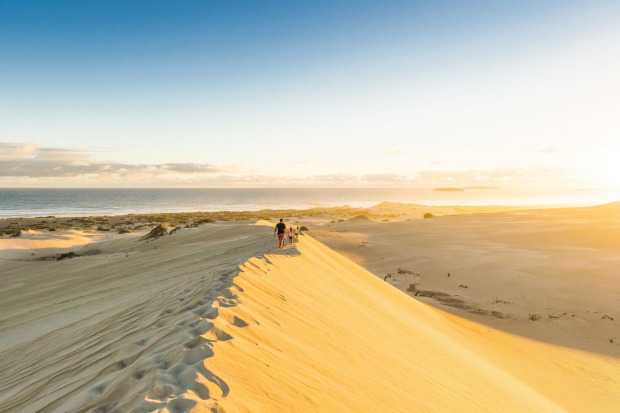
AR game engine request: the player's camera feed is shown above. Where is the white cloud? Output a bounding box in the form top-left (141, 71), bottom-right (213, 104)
top-left (0, 142), bottom-right (580, 189)
top-left (386, 149), bottom-right (406, 157)
top-left (0, 143), bottom-right (38, 159)
top-left (527, 146), bottom-right (558, 154)
top-left (0, 143), bottom-right (227, 179)
top-left (363, 174), bottom-right (407, 183)
top-left (413, 168), bottom-right (570, 187)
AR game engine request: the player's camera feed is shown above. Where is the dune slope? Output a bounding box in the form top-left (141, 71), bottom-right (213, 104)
top-left (0, 223), bottom-right (273, 413)
top-left (311, 204), bottom-right (620, 356)
top-left (1, 223), bottom-right (618, 412)
top-left (202, 235), bottom-right (620, 412)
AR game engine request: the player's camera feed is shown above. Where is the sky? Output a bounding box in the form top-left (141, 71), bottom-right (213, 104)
top-left (1, 0), bottom-right (619, 194)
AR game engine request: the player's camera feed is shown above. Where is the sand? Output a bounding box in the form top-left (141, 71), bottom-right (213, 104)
top-left (312, 202), bottom-right (620, 357)
top-left (1, 203), bottom-right (619, 412)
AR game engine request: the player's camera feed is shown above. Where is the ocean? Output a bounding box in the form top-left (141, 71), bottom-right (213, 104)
top-left (0, 188), bottom-right (616, 219)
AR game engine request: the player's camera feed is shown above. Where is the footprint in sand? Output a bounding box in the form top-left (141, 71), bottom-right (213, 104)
top-left (205, 327), bottom-right (233, 342)
top-left (152, 383), bottom-right (178, 398)
top-left (132, 369), bottom-right (146, 380)
top-left (115, 359), bottom-right (131, 371)
top-left (133, 338), bottom-right (148, 346)
top-left (205, 307), bottom-right (219, 319)
top-left (90, 403), bottom-right (116, 413)
top-left (89, 383), bottom-right (107, 395)
top-left (232, 315), bottom-right (249, 328)
top-left (221, 289), bottom-right (237, 300)
top-left (176, 369), bottom-right (212, 400)
top-left (191, 304), bottom-right (211, 317)
top-left (189, 321), bottom-right (212, 337)
top-left (165, 397), bottom-right (196, 413)
top-left (202, 371), bottom-right (230, 397)
top-left (183, 336), bottom-right (209, 349)
top-left (232, 283), bottom-right (245, 292)
top-left (158, 361), bottom-right (170, 370)
top-left (182, 346), bottom-right (215, 365)
top-left (217, 298), bottom-right (237, 308)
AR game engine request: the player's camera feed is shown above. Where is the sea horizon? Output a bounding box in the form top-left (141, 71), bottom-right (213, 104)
top-left (1, 187), bottom-right (618, 219)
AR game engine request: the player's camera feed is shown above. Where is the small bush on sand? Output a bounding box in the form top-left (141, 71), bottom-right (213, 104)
top-left (141, 224), bottom-right (168, 240)
top-left (56, 252), bottom-right (79, 260)
top-left (300, 226), bottom-right (309, 231)
top-left (423, 212), bottom-right (434, 219)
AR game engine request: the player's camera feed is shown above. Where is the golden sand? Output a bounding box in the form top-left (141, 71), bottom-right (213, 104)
top-left (1, 203), bottom-right (619, 412)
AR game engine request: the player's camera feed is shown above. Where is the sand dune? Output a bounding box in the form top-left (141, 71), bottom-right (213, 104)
top-left (313, 202), bottom-right (620, 357)
top-left (1, 214), bottom-right (619, 412)
top-left (0, 223), bottom-right (272, 412)
top-left (203, 235), bottom-right (620, 412)
top-left (0, 230), bottom-right (101, 260)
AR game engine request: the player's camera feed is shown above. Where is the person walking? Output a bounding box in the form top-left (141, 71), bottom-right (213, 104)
top-left (288, 227), bottom-right (295, 245)
top-left (274, 219), bottom-right (287, 249)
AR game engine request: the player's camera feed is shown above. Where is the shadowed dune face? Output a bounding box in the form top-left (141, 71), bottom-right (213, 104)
top-left (200, 235), bottom-right (620, 412)
top-left (313, 204), bottom-right (620, 357)
top-left (0, 222), bottom-right (283, 413)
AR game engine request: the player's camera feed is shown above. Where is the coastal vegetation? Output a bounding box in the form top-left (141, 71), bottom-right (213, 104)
top-left (0, 205), bottom-right (412, 234)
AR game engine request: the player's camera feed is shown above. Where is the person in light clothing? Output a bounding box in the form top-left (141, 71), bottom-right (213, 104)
top-left (288, 227), bottom-right (295, 245)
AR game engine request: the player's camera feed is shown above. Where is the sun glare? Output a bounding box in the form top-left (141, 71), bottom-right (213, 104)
top-left (593, 151), bottom-right (620, 190)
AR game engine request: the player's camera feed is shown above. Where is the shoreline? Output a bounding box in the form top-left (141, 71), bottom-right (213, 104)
top-left (3, 187), bottom-right (615, 220)
top-left (0, 202), bottom-right (538, 236)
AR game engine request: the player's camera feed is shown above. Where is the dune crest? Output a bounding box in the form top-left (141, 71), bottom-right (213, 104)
top-left (196, 235), bottom-right (620, 412)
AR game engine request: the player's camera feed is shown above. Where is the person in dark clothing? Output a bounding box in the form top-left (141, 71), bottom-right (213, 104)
top-left (274, 218), bottom-right (287, 249)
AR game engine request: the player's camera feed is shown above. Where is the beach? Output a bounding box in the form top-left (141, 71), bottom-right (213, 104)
top-left (1, 202), bottom-right (619, 412)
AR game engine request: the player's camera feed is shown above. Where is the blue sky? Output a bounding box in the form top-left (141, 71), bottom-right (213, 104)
top-left (1, 1), bottom-right (619, 194)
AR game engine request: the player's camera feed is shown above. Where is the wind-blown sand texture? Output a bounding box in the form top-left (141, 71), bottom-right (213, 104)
top-left (313, 201), bottom-right (620, 357)
top-left (1, 208), bottom-right (619, 412)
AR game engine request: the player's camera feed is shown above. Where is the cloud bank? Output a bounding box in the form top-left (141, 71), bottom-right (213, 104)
top-left (0, 143), bottom-right (225, 179)
top-left (0, 143), bottom-right (574, 188)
